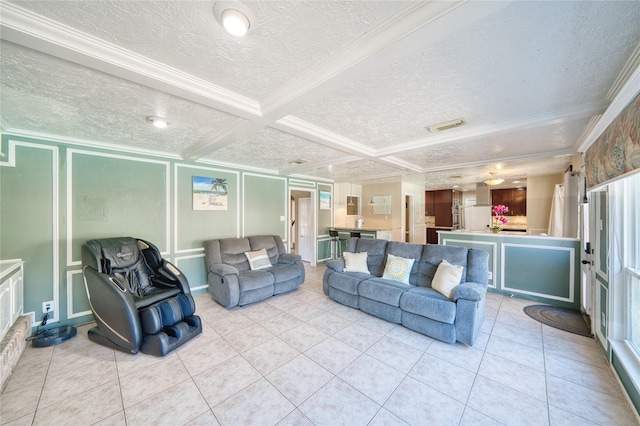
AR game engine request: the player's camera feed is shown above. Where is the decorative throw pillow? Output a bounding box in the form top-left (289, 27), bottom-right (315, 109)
top-left (343, 251), bottom-right (370, 273)
top-left (432, 259), bottom-right (464, 298)
top-left (245, 248), bottom-right (271, 270)
top-left (382, 253), bottom-right (415, 284)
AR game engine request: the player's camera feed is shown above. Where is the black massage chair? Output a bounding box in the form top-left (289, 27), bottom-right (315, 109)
top-left (82, 237), bottom-right (202, 356)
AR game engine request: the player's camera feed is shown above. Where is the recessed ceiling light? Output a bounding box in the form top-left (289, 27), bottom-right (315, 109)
top-left (289, 159), bottom-right (307, 165)
top-left (513, 180), bottom-right (520, 184)
top-left (146, 116), bottom-right (168, 129)
top-left (213, 2), bottom-right (255, 37)
top-left (453, 185), bottom-right (459, 188)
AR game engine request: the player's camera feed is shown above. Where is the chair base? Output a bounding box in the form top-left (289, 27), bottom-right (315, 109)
top-left (88, 315), bottom-right (202, 356)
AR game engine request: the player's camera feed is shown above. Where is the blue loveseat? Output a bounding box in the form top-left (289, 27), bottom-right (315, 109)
top-left (323, 238), bottom-right (489, 346)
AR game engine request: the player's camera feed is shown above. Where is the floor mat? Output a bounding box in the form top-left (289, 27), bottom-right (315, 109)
top-left (523, 304), bottom-right (593, 338)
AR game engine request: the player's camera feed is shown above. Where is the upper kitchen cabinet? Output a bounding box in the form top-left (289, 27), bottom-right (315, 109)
top-left (491, 188), bottom-right (527, 216)
top-left (425, 191), bottom-right (436, 217)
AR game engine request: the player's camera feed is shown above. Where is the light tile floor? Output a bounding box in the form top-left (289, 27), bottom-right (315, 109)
top-left (2, 264), bottom-right (639, 425)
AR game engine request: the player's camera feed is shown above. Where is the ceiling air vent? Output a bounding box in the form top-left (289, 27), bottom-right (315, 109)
top-left (426, 118), bottom-right (466, 133)
top-left (289, 159), bottom-right (308, 165)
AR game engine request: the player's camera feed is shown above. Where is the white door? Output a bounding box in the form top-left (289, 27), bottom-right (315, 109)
top-left (590, 189), bottom-right (609, 350)
top-left (579, 203), bottom-right (592, 315)
top-left (298, 197), bottom-right (313, 262)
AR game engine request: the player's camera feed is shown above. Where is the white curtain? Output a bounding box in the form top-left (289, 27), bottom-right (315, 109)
top-left (548, 184), bottom-right (565, 237)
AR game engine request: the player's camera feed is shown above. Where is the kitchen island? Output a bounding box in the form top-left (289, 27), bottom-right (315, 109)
top-left (438, 230), bottom-right (581, 309)
top-left (320, 226), bottom-right (396, 261)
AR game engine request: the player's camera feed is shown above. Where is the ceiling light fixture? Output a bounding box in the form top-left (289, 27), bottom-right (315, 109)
top-left (483, 172), bottom-right (504, 186)
top-left (147, 116), bottom-right (168, 129)
top-left (213, 2), bottom-right (254, 37)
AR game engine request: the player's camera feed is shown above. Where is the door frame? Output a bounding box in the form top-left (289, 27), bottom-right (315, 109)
top-left (404, 194), bottom-right (414, 243)
top-left (289, 187), bottom-right (317, 266)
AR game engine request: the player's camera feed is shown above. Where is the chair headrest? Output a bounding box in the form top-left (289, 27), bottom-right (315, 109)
top-left (94, 237), bottom-right (143, 270)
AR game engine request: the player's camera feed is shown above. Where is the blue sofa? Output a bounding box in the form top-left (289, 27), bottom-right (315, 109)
top-left (204, 235), bottom-right (305, 307)
top-left (323, 238), bottom-right (489, 346)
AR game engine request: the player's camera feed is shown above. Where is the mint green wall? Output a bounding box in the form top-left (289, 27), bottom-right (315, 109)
top-left (0, 142), bottom-right (56, 324)
top-left (243, 174), bottom-right (287, 238)
top-left (1, 134), bottom-right (330, 328)
top-left (316, 182), bottom-right (333, 262)
top-left (70, 151), bottom-right (169, 258)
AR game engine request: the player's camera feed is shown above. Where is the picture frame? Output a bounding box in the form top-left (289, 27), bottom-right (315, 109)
top-left (319, 190), bottom-right (331, 210)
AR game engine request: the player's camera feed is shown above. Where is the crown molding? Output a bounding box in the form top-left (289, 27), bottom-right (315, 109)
top-left (420, 147), bottom-right (576, 174)
top-left (576, 56), bottom-right (640, 153)
top-left (274, 116), bottom-right (375, 157)
top-left (0, 1), bottom-right (261, 119)
top-left (1, 128), bottom-right (183, 160)
top-left (376, 101), bottom-right (609, 157)
top-left (379, 156), bottom-right (423, 173)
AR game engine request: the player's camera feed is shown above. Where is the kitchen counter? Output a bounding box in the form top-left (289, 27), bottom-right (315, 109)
top-left (438, 230), bottom-right (580, 309)
top-left (332, 226), bottom-right (395, 232)
top-left (449, 230), bottom-right (578, 241)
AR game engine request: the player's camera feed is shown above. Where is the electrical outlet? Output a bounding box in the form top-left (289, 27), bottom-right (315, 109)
top-left (42, 300), bottom-right (54, 314)
top-left (601, 311), bottom-right (606, 325)
top-left (487, 271), bottom-right (493, 280)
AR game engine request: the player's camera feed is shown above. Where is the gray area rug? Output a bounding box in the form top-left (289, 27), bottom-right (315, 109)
top-left (523, 304), bottom-right (593, 338)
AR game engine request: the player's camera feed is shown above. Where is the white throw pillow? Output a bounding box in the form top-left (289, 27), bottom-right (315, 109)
top-left (343, 252), bottom-right (370, 274)
top-left (382, 254), bottom-right (415, 284)
top-left (245, 248), bottom-right (271, 270)
top-left (432, 259), bottom-right (464, 298)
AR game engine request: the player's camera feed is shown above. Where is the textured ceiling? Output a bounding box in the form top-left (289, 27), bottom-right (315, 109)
top-left (1, 1), bottom-right (640, 189)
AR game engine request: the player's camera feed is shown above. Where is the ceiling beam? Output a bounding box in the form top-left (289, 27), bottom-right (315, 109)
top-left (375, 101), bottom-right (609, 157)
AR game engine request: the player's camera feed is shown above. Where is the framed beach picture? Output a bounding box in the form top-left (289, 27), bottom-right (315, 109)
top-left (319, 190), bottom-right (331, 210)
top-left (193, 176), bottom-right (228, 210)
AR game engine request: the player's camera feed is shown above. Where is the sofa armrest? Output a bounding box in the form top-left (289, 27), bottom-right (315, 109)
top-left (452, 282), bottom-right (487, 302)
top-left (325, 259), bottom-right (345, 272)
top-left (210, 263), bottom-right (239, 277)
top-left (278, 253), bottom-right (301, 265)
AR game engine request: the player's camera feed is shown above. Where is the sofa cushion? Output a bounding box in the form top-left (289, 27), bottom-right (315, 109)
top-left (245, 249), bottom-right (272, 270)
top-left (418, 244), bottom-right (469, 287)
top-left (382, 254), bottom-right (415, 284)
top-left (238, 270), bottom-right (275, 292)
top-left (343, 252), bottom-right (370, 273)
top-left (346, 238), bottom-right (388, 277)
top-left (248, 235), bottom-right (284, 264)
top-left (269, 263), bottom-right (303, 283)
top-left (327, 270), bottom-right (371, 295)
top-left (386, 241), bottom-right (424, 285)
top-left (400, 287), bottom-right (456, 324)
top-left (359, 278), bottom-right (413, 306)
top-left (218, 238), bottom-right (252, 272)
top-left (432, 260), bottom-right (463, 298)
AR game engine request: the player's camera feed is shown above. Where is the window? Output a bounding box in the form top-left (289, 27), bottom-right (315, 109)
top-left (629, 267), bottom-right (640, 355)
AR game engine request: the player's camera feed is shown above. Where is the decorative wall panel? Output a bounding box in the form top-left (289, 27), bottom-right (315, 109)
top-left (586, 93), bottom-right (640, 188)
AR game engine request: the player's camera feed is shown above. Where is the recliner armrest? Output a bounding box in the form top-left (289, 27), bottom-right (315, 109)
top-left (326, 259), bottom-right (345, 272)
top-left (278, 253), bottom-right (301, 265)
top-left (210, 263), bottom-right (239, 277)
top-left (451, 282), bottom-right (487, 302)
top-left (156, 260), bottom-right (190, 293)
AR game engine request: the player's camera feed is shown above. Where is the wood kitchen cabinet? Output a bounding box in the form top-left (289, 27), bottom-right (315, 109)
top-left (491, 188), bottom-right (527, 216)
top-left (434, 190), bottom-right (453, 227)
top-left (425, 191), bottom-right (435, 216)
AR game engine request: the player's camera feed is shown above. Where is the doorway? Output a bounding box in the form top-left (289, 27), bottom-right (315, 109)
top-left (290, 189), bottom-right (316, 265)
top-left (405, 195), bottom-right (413, 243)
